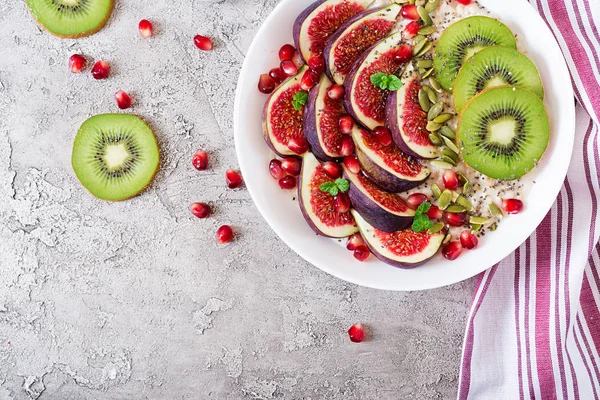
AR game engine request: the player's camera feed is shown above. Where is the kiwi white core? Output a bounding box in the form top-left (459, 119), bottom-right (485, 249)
top-left (105, 144), bottom-right (130, 171)
top-left (489, 119), bottom-right (518, 145)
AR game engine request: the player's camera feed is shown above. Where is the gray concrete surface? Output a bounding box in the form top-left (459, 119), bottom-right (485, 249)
top-left (0, 1), bottom-right (476, 398)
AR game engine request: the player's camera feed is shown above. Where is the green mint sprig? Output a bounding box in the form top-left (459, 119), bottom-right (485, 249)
top-left (292, 91), bottom-right (308, 111)
top-left (412, 202), bottom-right (434, 233)
top-left (370, 72), bottom-right (403, 91)
top-left (319, 178), bottom-right (350, 196)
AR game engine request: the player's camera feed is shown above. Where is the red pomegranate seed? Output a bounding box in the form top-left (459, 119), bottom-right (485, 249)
top-left (395, 44), bottom-right (413, 64)
top-left (139, 19), bottom-right (153, 38)
top-left (308, 56), bottom-right (325, 73)
top-left (334, 192), bottom-right (351, 213)
top-left (322, 162), bottom-right (342, 179)
top-left (456, 0), bottom-right (472, 5)
top-left (300, 69), bottom-right (319, 91)
top-left (347, 323), bottom-right (365, 342)
top-left (288, 137), bottom-right (309, 154)
top-left (114, 90), bottom-right (132, 109)
top-left (194, 35), bottom-right (213, 50)
top-left (190, 202), bottom-right (211, 219)
top-left (442, 170), bottom-right (459, 190)
top-left (347, 233), bottom-right (365, 251)
top-left (269, 68), bottom-right (287, 84)
top-left (192, 150), bottom-right (209, 171)
top-left (280, 60), bottom-right (298, 77)
top-left (339, 115), bottom-right (354, 134)
top-left (444, 212), bottom-right (467, 227)
top-left (217, 225), bottom-right (234, 244)
top-left (258, 73), bottom-right (276, 94)
top-left (427, 204), bottom-right (444, 220)
top-left (340, 136), bottom-right (355, 157)
top-left (279, 175), bottom-right (297, 190)
top-left (91, 60), bottom-right (110, 80)
top-left (401, 4), bottom-right (420, 20)
top-left (279, 44), bottom-right (296, 61)
top-left (442, 241), bottom-right (463, 261)
top-left (353, 246), bottom-right (370, 262)
top-left (281, 157), bottom-right (302, 176)
top-left (502, 198), bottom-right (524, 214)
top-left (69, 54), bottom-right (86, 73)
top-left (327, 84), bottom-right (345, 100)
top-left (292, 51), bottom-right (304, 68)
top-left (343, 156), bottom-right (361, 174)
top-left (407, 193), bottom-right (428, 210)
top-left (269, 159), bottom-right (285, 180)
top-left (460, 230), bottom-right (479, 250)
top-left (226, 169), bottom-right (243, 189)
top-left (372, 126), bottom-right (393, 146)
top-left (404, 21), bottom-right (421, 38)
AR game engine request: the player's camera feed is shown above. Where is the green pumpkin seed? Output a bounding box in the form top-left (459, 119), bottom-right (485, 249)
top-left (441, 148), bottom-right (459, 163)
top-left (417, 6), bottom-right (433, 25)
top-left (457, 172), bottom-right (468, 185)
top-left (442, 234), bottom-right (452, 244)
top-left (441, 135), bottom-right (459, 153)
top-left (433, 113), bottom-right (454, 124)
top-left (471, 224), bottom-right (482, 232)
top-left (452, 191), bottom-right (460, 202)
top-left (413, 40), bottom-right (433, 57)
top-left (421, 67), bottom-right (435, 79)
top-left (446, 204), bottom-right (466, 213)
top-left (408, 0), bottom-right (416, 4)
top-left (438, 190), bottom-right (453, 210)
top-left (463, 181), bottom-right (473, 196)
top-left (426, 121), bottom-right (442, 131)
top-left (415, 0), bottom-right (426, 6)
top-left (427, 102), bottom-right (443, 120)
top-left (414, 34), bottom-right (427, 44)
top-left (431, 183), bottom-right (442, 199)
top-left (412, 39), bottom-right (428, 57)
top-left (456, 195), bottom-right (473, 211)
top-left (418, 89), bottom-right (431, 112)
top-left (417, 59), bottom-right (433, 68)
top-left (489, 222), bottom-right (499, 231)
top-left (489, 203), bottom-right (504, 217)
top-left (424, 0), bottom-right (440, 12)
top-left (422, 85), bottom-right (437, 103)
top-left (469, 216), bottom-right (490, 225)
top-left (439, 125), bottom-right (456, 140)
top-left (429, 77), bottom-right (443, 92)
top-left (428, 133), bottom-right (442, 146)
top-left (418, 25), bottom-right (436, 35)
top-left (441, 155), bottom-right (457, 165)
top-left (428, 222), bottom-right (445, 234)
top-left (430, 160), bottom-right (454, 170)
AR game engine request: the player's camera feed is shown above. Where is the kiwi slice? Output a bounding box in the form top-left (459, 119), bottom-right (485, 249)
top-left (453, 46), bottom-right (544, 112)
top-left (72, 114), bottom-right (160, 201)
top-left (27, 0), bottom-right (114, 38)
top-left (433, 16), bottom-right (517, 92)
top-left (457, 86), bottom-right (549, 180)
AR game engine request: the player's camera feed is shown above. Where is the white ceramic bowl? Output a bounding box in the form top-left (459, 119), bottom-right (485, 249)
top-left (234, 0), bottom-right (575, 291)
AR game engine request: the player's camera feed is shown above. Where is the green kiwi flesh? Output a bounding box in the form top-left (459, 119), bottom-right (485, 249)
top-left (72, 114), bottom-right (160, 201)
top-left (26, 0), bottom-right (113, 38)
top-left (453, 46), bottom-right (544, 112)
top-left (457, 86), bottom-right (549, 180)
top-left (434, 16), bottom-right (517, 92)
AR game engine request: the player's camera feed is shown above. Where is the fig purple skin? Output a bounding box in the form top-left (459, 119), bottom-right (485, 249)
top-left (385, 89), bottom-right (421, 159)
top-left (293, 0), bottom-right (324, 63)
top-left (356, 146), bottom-right (425, 192)
top-left (363, 233), bottom-right (443, 269)
top-left (303, 76), bottom-right (340, 162)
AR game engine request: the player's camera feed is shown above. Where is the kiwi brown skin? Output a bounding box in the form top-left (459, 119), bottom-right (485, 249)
top-left (27, 0), bottom-right (114, 39)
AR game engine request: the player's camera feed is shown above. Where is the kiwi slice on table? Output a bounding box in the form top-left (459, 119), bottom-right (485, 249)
top-left (26, 0), bottom-right (114, 38)
top-left (72, 114), bottom-right (160, 201)
top-left (457, 86), bottom-right (549, 180)
top-left (433, 16), bottom-right (517, 92)
top-left (453, 46), bottom-right (544, 112)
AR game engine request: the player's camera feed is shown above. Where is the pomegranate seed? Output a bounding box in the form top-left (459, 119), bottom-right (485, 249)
top-left (280, 60), bottom-right (298, 77)
top-left (91, 60), bottom-right (110, 80)
top-left (322, 162), bottom-right (342, 179)
top-left (407, 193), bottom-right (428, 210)
top-left (138, 19), bottom-right (153, 38)
top-left (216, 225), bottom-right (234, 244)
top-left (460, 230), bottom-right (479, 250)
top-left (502, 198), bottom-right (524, 214)
top-left (307, 56), bottom-right (325, 73)
top-left (327, 84), bottom-right (345, 100)
top-left (334, 192), bottom-right (351, 213)
top-left (395, 44), bottom-right (413, 64)
top-left (372, 126), bottom-right (393, 146)
top-left (279, 175), bottom-right (297, 190)
top-left (226, 169), bottom-right (243, 189)
top-left (444, 212), bottom-right (467, 227)
top-left (456, 0), bottom-right (472, 5)
top-left (114, 90), bottom-right (132, 109)
top-left (442, 241), bottom-right (463, 261)
top-left (353, 246), bottom-right (370, 262)
top-left (269, 68), bottom-right (287, 84)
top-left (427, 204), bottom-right (444, 220)
top-left (401, 4), bottom-right (420, 20)
top-left (343, 156), bottom-right (360, 174)
top-left (269, 159), bottom-right (285, 180)
top-left (192, 150), bottom-right (209, 171)
top-left (340, 136), bottom-right (355, 157)
top-left (300, 69), bottom-right (319, 91)
top-left (190, 202), bottom-right (211, 219)
top-left (258, 74), bottom-right (276, 94)
top-left (339, 115), bottom-right (354, 134)
top-left (288, 137), bottom-right (309, 154)
top-left (404, 21), bottom-right (420, 38)
top-left (194, 35), bottom-right (213, 50)
top-left (281, 157), bottom-right (302, 176)
top-left (279, 44), bottom-right (296, 61)
top-left (347, 323), bottom-right (365, 342)
top-left (292, 51), bottom-right (304, 68)
top-left (69, 54), bottom-right (86, 73)
top-left (347, 233), bottom-right (365, 251)
top-left (442, 170), bottom-right (459, 190)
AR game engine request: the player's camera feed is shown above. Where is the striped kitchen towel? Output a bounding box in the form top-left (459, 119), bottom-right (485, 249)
top-left (458, 0), bottom-right (600, 398)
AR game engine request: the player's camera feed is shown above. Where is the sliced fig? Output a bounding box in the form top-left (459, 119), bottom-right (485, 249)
top-left (298, 152), bottom-right (358, 238)
top-left (303, 75), bottom-right (346, 161)
top-left (262, 65), bottom-right (309, 157)
top-left (352, 211), bottom-right (446, 268)
top-left (351, 126), bottom-right (429, 192)
top-left (344, 31), bottom-right (406, 130)
top-left (293, 0), bottom-right (371, 63)
top-left (386, 72), bottom-right (439, 159)
top-left (324, 4), bottom-right (401, 85)
top-left (344, 167), bottom-right (414, 232)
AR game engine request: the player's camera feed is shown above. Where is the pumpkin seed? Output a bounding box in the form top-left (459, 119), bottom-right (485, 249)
top-left (414, 34), bottom-right (427, 44)
top-left (441, 135), bottom-right (459, 153)
top-left (426, 121), bottom-right (442, 131)
top-left (417, 6), bottom-right (433, 25)
top-left (408, 0), bottom-right (416, 4)
top-left (417, 59), bottom-right (433, 68)
top-left (431, 183), bottom-right (442, 199)
top-left (443, 234), bottom-right (452, 244)
top-left (428, 133), bottom-right (442, 146)
top-left (452, 191), bottom-right (460, 202)
top-left (418, 89), bottom-right (431, 112)
top-left (428, 222), bottom-right (445, 234)
top-left (421, 67), bottom-right (435, 79)
top-left (427, 102), bottom-right (443, 120)
top-left (469, 216), bottom-right (490, 225)
top-left (418, 67), bottom-right (428, 74)
top-left (446, 204), bottom-right (466, 213)
top-left (456, 195), bottom-right (473, 211)
top-left (413, 40), bottom-right (433, 57)
top-left (424, 0), bottom-right (440, 12)
top-left (463, 181), bottom-right (472, 196)
top-left (429, 76), bottom-right (443, 92)
top-left (489, 222), bottom-right (498, 231)
top-left (412, 39), bottom-right (428, 57)
top-left (415, 0), bottom-right (426, 6)
top-left (489, 203), bottom-right (504, 217)
top-left (422, 85), bottom-right (437, 103)
top-left (471, 224), bottom-right (482, 232)
top-left (438, 190), bottom-right (453, 210)
top-left (441, 155), bottom-right (457, 165)
top-left (457, 172), bottom-right (468, 185)
top-left (433, 113), bottom-right (454, 123)
top-left (441, 148), bottom-right (459, 163)
top-left (439, 125), bottom-right (456, 140)
top-left (418, 25), bottom-right (436, 35)
top-left (430, 160), bottom-right (453, 170)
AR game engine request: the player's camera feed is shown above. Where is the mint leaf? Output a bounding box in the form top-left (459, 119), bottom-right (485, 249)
top-left (370, 72), bottom-right (403, 91)
top-left (416, 201), bottom-right (431, 214)
top-left (412, 215), bottom-right (433, 233)
top-left (292, 91), bottom-right (308, 111)
top-left (370, 72), bottom-right (388, 88)
top-left (387, 75), bottom-right (403, 91)
top-left (335, 178), bottom-right (350, 193)
top-left (319, 181), bottom-right (336, 195)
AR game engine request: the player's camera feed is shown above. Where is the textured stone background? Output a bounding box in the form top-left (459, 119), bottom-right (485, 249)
top-left (0, 1), bottom-right (476, 398)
